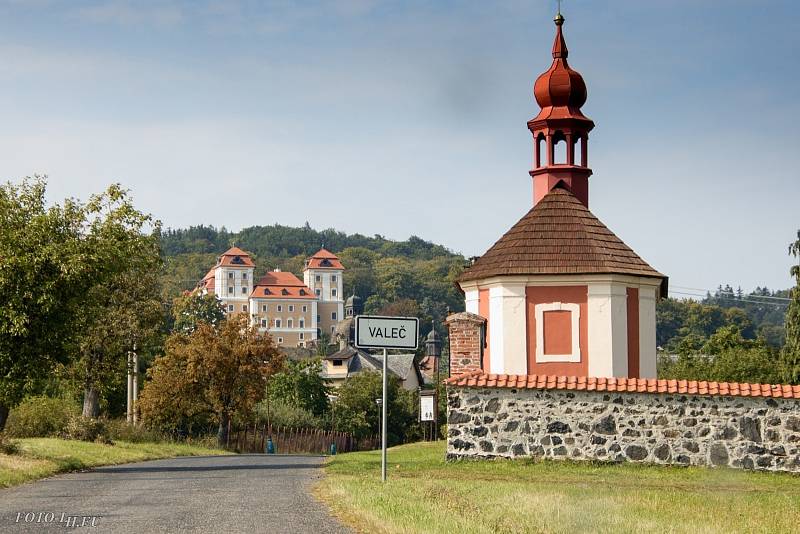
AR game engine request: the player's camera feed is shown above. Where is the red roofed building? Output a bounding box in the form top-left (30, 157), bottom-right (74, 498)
top-left (198, 246), bottom-right (346, 348)
top-left (457, 14), bottom-right (666, 379)
top-left (303, 248), bottom-right (345, 340)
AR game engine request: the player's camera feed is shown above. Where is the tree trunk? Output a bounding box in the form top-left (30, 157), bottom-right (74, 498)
top-left (0, 403), bottom-right (9, 432)
top-left (217, 411), bottom-right (229, 448)
top-left (82, 386), bottom-right (100, 418)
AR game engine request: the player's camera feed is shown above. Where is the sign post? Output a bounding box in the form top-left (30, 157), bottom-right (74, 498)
top-left (355, 315), bottom-right (419, 482)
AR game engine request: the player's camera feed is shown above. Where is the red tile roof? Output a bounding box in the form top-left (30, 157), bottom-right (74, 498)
top-left (251, 271), bottom-right (315, 300)
top-left (218, 246), bottom-right (255, 267)
top-left (458, 184), bottom-right (665, 287)
top-left (445, 371), bottom-right (800, 399)
top-left (305, 248), bottom-right (344, 270)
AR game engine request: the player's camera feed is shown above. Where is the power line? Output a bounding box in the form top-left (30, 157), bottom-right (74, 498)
top-left (669, 290), bottom-right (789, 307)
top-left (671, 285), bottom-right (790, 302)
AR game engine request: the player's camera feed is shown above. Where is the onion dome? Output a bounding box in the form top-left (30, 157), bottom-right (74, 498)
top-left (532, 14), bottom-right (590, 121)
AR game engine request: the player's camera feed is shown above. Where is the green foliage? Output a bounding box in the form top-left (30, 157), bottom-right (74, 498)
top-left (4, 396), bottom-right (80, 438)
top-left (255, 400), bottom-right (321, 429)
top-left (266, 359), bottom-right (330, 417)
top-left (0, 434), bottom-right (18, 455)
top-left (104, 419), bottom-right (169, 443)
top-left (0, 177), bottom-right (90, 423)
top-left (62, 415), bottom-right (110, 443)
top-left (659, 326), bottom-right (783, 384)
top-left (331, 371), bottom-right (416, 445)
top-left (781, 230), bottom-right (800, 383)
top-left (172, 291), bottom-right (226, 333)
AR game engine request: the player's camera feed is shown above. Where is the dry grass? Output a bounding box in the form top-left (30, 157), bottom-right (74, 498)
top-left (316, 441), bottom-right (800, 534)
top-left (0, 437), bottom-right (230, 489)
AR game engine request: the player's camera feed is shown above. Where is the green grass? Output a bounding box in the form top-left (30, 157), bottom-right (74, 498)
top-left (317, 441), bottom-right (800, 534)
top-left (0, 437), bottom-right (230, 489)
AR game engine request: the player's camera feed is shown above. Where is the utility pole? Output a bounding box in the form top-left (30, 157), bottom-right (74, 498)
top-left (132, 342), bottom-right (138, 426)
top-left (126, 350), bottom-right (133, 424)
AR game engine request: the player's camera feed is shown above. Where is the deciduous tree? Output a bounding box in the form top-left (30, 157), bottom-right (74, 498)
top-left (781, 230), bottom-right (800, 384)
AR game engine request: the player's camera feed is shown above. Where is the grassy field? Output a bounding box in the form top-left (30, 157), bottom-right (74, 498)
top-left (0, 438), bottom-right (230, 489)
top-left (317, 441), bottom-right (800, 534)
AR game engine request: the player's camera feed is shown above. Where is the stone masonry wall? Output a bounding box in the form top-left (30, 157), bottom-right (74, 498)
top-left (447, 385), bottom-right (800, 472)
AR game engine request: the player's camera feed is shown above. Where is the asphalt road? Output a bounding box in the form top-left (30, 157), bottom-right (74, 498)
top-left (0, 454), bottom-right (351, 533)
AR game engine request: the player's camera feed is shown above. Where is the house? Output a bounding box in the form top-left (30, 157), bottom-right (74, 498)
top-left (322, 346), bottom-right (423, 391)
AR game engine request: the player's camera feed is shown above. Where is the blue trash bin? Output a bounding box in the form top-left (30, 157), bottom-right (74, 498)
top-left (266, 437), bottom-right (275, 454)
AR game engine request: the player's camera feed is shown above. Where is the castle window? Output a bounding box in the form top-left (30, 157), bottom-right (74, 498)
top-left (288, 305), bottom-right (294, 312)
top-left (299, 289), bottom-right (306, 296)
top-left (320, 259), bottom-right (332, 267)
top-left (261, 319), bottom-right (267, 327)
top-left (263, 288), bottom-right (271, 295)
top-left (315, 289), bottom-right (321, 297)
top-left (331, 312), bottom-right (337, 321)
top-left (316, 275), bottom-right (321, 282)
top-left (299, 333), bottom-right (304, 340)
top-left (553, 131), bottom-right (567, 164)
top-left (242, 273), bottom-right (247, 280)
top-left (228, 272), bottom-right (234, 279)
top-left (262, 305), bottom-right (267, 312)
top-left (228, 304), bottom-right (234, 312)
top-left (277, 305), bottom-right (282, 312)
top-left (288, 319), bottom-right (293, 328)
top-left (333, 360), bottom-right (343, 367)
top-left (278, 337), bottom-right (283, 344)
top-left (302, 305), bottom-right (307, 313)
top-left (242, 304), bottom-right (247, 312)
top-left (242, 287), bottom-right (248, 294)
top-left (299, 319), bottom-right (305, 328)
top-left (275, 319), bottom-right (282, 328)
top-left (332, 275), bottom-right (337, 282)
top-left (281, 288), bottom-right (289, 295)
top-left (228, 287), bottom-right (233, 294)
top-left (331, 289), bottom-right (337, 298)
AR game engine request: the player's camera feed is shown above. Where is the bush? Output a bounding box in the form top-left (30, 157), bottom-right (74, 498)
top-left (256, 400), bottom-right (321, 429)
top-left (0, 434), bottom-right (19, 455)
top-left (105, 419), bottom-right (170, 443)
top-left (5, 396), bottom-right (80, 438)
top-left (62, 415), bottom-right (110, 444)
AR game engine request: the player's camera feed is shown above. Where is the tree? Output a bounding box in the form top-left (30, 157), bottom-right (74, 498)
top-left (172, 291), bottom-right (226, 334)
top-left (331, 371), bottom-right (415, 445)
top-left (781, 230), bottom-right (800, 384)
top-left (266, 359), bottom-right (330, 417)
top-left (0, 177), bottom-right (89, 431)
top-left (139, 315), bottom-right (283, 446)
top-left (74, 185), bottom-right (163, 418)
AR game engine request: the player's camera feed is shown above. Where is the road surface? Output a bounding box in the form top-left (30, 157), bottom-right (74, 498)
top-left (0, 454), bottom-right (350, 533)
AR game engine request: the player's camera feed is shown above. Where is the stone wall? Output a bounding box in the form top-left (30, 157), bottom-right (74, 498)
top-left (447, 385), bottom-right (800, 472)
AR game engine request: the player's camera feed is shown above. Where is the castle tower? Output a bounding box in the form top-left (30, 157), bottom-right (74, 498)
top-left (202, 246), bottom-right (255, 315)
top-left (457, 13), bottom-right (667, 379)
top-left (303, 248), bottom-right (345, 339)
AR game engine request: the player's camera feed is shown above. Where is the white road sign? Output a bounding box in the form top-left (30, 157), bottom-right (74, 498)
top-left (354, 315), bottom-right (419, 350)
top-left (420, 395), bottom-right (435, 422)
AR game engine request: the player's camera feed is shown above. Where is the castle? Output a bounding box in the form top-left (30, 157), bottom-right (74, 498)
top-left (198, 247), bottom-right (345, 347)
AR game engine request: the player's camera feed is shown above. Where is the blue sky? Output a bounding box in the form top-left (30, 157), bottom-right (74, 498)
top-left (0, 1), bottom-right (798, 295)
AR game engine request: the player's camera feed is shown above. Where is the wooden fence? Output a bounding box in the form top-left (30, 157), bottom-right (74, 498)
top-left (227, 424), bottom-right (379, 454)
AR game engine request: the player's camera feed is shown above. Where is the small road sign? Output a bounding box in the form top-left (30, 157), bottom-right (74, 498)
top-left (354, 315), bottom-right (419, 350)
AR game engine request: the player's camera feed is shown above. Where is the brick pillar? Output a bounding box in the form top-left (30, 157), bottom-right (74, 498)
top-left (446, 312), bottom-right (486, 376)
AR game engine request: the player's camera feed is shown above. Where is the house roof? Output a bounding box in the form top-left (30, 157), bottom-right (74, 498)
top-left (458, 183), bottom-right (665, 287)
top-left (251, 271), bottom-right (315, 300)
top-left (323, 347), bottom-right (420, 384)
top-left (445, 371), bottom-right (800, 399)
top-left (305, 248), bottom-right (344, 270)
top-left (217, 246), bottom-right (255, 268)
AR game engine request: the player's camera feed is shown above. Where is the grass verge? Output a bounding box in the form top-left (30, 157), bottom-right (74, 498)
top-left (0, 437), bottom-right (230, 489)
top-left (316, 441), bottom-right (800, 534)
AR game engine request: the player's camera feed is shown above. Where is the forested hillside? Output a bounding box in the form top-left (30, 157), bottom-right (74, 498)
top-left (160, 224), bottom-right (468, 330)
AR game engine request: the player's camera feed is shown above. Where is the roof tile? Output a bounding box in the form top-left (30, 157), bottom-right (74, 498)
top-left (444, 373), bottom-right (800, 400)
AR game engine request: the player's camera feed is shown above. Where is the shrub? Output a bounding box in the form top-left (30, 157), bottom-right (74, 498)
top-left (105, 419), bottom-right (169, 443)
top-left (62, 415), bottom-right (110, 444)
top-left (0, 434), bottom-right (19, 455)
top-left (256, 400), bottom-right (321, 429)
top-left (5, 396), bottom-right (80, 438)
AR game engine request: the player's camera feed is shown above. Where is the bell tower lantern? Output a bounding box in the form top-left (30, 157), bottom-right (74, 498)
top-left (529, 12), bottom-right (594, 208)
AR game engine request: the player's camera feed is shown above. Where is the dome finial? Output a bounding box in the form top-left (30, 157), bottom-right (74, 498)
top-left (554, 0), bottom-right (564, 25)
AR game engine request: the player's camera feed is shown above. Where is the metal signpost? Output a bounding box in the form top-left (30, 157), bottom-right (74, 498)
top-left (355, 315), bottom-right (419, 482)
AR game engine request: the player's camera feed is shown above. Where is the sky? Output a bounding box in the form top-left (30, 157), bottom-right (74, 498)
top-left (0, 0), bottom-right (798, 296)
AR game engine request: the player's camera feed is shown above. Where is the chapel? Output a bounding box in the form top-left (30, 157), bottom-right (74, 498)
top-left (457, 13), bottom-right (666, 379)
